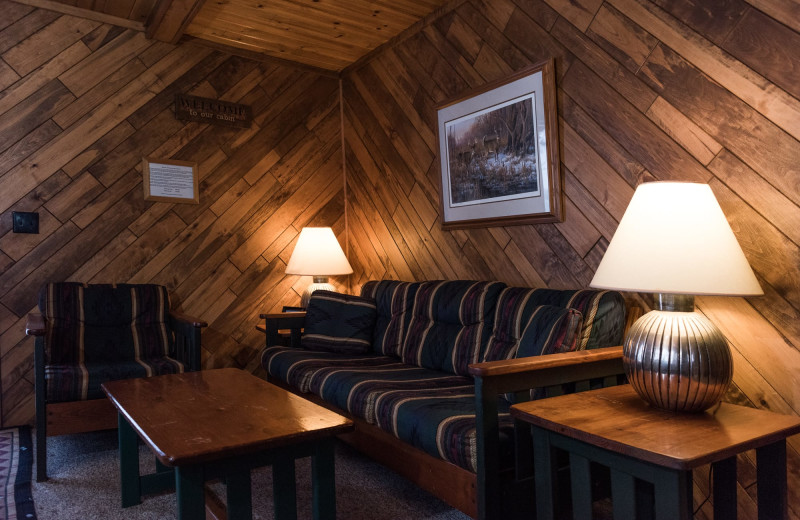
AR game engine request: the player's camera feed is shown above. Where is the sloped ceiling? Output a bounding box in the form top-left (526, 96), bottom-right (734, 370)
top-left (14, 0), bottom-right (455, 72)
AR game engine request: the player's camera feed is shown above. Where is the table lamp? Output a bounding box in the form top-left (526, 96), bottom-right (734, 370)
top-left (285, 227), bottom-right (353, 307)
top-left (590, 182), bottom-right (762, 412)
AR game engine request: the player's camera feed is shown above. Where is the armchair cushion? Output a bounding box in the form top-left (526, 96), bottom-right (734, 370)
top-left (38, 283), bottom-right (184, 402)
top-left (301, 291), bottom-right (377, 355)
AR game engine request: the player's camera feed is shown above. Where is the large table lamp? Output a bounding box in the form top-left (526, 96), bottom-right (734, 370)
top-left (285, 227), bottom-right (353, 307)
top-left (590, 182), bottom-right (762, 412)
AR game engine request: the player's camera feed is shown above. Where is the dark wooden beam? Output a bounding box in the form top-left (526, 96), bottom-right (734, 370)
top-left (146, 0), bottom-right (207, 44)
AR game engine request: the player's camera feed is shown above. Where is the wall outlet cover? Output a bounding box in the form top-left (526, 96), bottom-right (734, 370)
top-left (12, 211), bottom-right (39, 234)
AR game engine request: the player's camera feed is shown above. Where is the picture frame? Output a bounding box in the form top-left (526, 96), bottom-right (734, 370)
top-left (435, 59), bottom-right (563, 229)
top-left (142, 157), bottom-right (199, 204)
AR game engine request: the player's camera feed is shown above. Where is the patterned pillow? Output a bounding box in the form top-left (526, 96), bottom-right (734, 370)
top-left (482, 287), bottom-right (584, 362)
top-left (301, 291), bottom-right (377, 354)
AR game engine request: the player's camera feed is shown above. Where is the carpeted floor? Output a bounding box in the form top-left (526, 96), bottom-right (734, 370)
top-left (31, 430), bottom-right (472, 519)
top-left (0, 426), bottom-right (36, 520)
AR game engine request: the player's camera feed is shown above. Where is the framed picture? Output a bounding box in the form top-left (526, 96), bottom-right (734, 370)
top-left (142, 157), bottom-right (199, 204)
top-left (435, 59), bottom-right (563, 229)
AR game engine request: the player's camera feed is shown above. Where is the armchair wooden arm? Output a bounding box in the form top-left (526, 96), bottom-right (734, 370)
top-left (168, 311), bottom-right (207, 372)
top-left (26, 313), bottom-right (46, 336)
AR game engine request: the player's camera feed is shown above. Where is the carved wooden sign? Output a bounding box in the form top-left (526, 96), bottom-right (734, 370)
top-left (174, 94), bottom-right (252, 128)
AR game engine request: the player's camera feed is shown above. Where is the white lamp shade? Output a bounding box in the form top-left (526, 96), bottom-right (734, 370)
top-left (285, 227), bottom-right (353, 276)
top-left (590, 182), bottom-right (762, 296)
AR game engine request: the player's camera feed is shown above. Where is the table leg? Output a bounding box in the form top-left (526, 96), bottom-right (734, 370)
top-left (570, 453), bottom-right (593, 520)
top-left (118, 413), bottom-right (140, 508)
top-left (175, 465), bottom-right (205, 520)
top-left (226, 471), bottom-right (253, 520)
top-left (757, 440), bottom-right (788, 520)
top-left (712, 456), bottom-right (737, 520)
top-left (311, 438), bottom-right (336, 520)
top-left (273, 455), bottom-right (297, 520)
top-left (653, 469), bottom-right (691, 520)
top-left (533, 428), bottom-right (557, 520)
top-left (610, 469), bottom-right (636, 520)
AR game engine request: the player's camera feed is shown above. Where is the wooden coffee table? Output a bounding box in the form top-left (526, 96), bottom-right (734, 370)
top-left (102, 368), bottom-right (353, 520)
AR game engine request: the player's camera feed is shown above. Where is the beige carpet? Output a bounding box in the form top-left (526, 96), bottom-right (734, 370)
top-left (31, 430), bottom-right (471, 519)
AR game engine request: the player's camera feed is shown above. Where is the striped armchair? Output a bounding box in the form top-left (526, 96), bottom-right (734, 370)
top-left (26, 282), bottom-right (207, 482)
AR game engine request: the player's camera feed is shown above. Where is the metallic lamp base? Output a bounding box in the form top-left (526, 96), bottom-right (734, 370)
top-left (624, 295), bottom-right (732, 413)
top-left (300, 276), bottom-right (335, 308)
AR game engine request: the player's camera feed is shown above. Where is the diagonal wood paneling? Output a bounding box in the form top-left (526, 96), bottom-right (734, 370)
top-left (0, 0), bottom-right (344, 428)
top-left (341, 0), bottom-right (800, 518)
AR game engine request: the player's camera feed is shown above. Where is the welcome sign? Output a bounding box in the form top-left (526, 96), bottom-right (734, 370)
top-left (174, 94), bottom-right (252, 128)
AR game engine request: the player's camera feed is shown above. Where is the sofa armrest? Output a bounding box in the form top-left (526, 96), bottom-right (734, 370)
top-left (260, 312), bottom-right (306, 348)
top-left (470, 345), bottom-right (625, 520)
top-left (169, 311), bottom-right (207, 372)
top-left (26, 313), bottom-right (46, 336)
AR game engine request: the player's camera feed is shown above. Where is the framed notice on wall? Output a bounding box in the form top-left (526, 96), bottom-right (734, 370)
top-left (143, 157), bottom-right (199, 204)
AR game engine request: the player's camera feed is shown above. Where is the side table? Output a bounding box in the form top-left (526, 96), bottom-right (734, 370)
top-left (510, 384), bottom-right (800, 520)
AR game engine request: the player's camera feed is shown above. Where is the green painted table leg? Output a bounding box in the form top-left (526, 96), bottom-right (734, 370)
top-left (118, 414), bottom-right (141, 508)
top-left (175, 465), bottom-right (205, 520)
top-left (713, 456), bottom-right (737, 520)
top-left (570, 453), bottom-right (593, 520)
top-left (311, 439), bottom-right (336, 520)
top-left (653, 469), bottom-right (691, 520)
top-left (532, 428), bottom-right (556, 520)
top-left (757, 440), bottom-right (787, 520)
top-left (273, 456), bottom-right (297, 520)
top-left (226, 471), bottom-right (252, 520)
top-left (610, 469), bottom-right (636, 520)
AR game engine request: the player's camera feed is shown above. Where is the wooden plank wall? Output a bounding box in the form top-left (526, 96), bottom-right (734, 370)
top-left (340, 0), bottom-right (800, 518)
top-left (0, 1), bottom-right (344, 426)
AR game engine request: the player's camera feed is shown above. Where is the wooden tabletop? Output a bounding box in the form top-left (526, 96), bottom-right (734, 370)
top-left (102, 368), bottom-right (353, 467)
top-left (510, 384), bottom-right (800, 470)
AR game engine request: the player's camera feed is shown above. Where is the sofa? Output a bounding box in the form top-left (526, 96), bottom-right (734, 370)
top-left (260, 280), bottom-right (629, 519)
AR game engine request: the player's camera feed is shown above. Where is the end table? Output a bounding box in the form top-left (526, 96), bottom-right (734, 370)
top-left (510, 384), bottom-right (800, 520)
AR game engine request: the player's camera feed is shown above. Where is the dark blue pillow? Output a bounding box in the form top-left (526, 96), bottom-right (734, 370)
top-left (302, 291), bottom-right (377, 354)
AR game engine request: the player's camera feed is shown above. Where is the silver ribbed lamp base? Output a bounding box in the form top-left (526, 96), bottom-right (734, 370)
top-left (624, 294), bottom-right (732, 413)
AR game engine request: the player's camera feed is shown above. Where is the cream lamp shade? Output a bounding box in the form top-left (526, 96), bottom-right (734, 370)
top-left (286, 227), bottom-right (353, 307)
top-left (591, 182), bottom-right (762, 296)
top-left (590, 181), bottom-right (762, 412)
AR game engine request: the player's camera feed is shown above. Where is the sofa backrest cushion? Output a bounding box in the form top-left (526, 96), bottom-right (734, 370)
top-left (402, 280), bottom-right (506, 375)
top-left (523, 288), bottom-right (626, 350)
top-left (39, 282), bottom-right (173, 365)
top-left (483, 287), bottom-right (585, 361)
top-left (360, 280), bottom-right (420, 357)
top-left (302, 291), bottom-right (377, 355)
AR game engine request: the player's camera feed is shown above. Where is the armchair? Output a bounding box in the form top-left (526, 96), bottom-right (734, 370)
top-left (26, 282), bottom-right (207, 481)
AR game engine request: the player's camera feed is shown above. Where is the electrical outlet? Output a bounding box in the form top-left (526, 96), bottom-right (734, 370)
top-left (12, 211), bottom-right (39, 234)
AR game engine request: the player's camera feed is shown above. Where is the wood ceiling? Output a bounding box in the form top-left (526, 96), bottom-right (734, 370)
top-left (14, 0), bottom-right (455, 72)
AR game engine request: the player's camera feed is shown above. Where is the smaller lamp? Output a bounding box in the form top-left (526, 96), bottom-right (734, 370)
top-left (285, 227), bottom-right (353, 307)
top-left (590, 182), bottom-right (762, 412)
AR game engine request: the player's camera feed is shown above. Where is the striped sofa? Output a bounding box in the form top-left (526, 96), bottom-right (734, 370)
top-left (261, 280), bottom-right (627, 519)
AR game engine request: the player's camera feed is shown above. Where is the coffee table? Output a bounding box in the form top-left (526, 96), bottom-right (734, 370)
top-left (102, 368), bottom-right (353, 520)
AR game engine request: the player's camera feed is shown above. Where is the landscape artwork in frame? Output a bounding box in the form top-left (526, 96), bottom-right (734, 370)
top-left (436, 60), bottom-right (563, 229)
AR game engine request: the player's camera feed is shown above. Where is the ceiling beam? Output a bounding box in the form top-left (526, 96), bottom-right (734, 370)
top-left (10, 0), bottom-right (145, 31)
top-left (147, 0), bottom-right (208, 44)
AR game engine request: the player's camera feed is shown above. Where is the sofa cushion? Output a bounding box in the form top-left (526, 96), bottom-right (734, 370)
top-left (522, 288), bottom-right (626, 350)
top-left (360, 280), bottom-right (420, 357)
top-left (483, 287), bottom-right (584, 362)
top-left (38, 282), bottom-right (182, 402)
top-left (301, 291), bottom-right (377, 354)
top-left (262, 345), bottom-right (514, 473)
top-left (402, 280), bottom-right (506, 375)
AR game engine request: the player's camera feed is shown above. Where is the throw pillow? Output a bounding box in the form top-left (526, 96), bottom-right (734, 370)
top-left (301, 291), bottom-right (377, 354)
